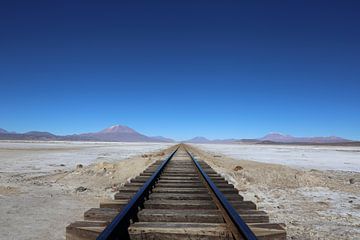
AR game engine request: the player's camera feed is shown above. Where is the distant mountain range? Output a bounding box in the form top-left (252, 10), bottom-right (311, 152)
top-left (258, 133), bottom-right (351, 143)
top-left (185, 136), bottom-right (211, 143)
top-left (0, 125), bottom-right (174, 142)
top-left (185, 136), bottom-right (238, 144)
top-left (0, 126), bottom-right (355, 144)
top-left (184, 133), bottom-right (352, 144)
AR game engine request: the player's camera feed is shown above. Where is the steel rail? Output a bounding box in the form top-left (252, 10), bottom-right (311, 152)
top-left (186, 149), bottom-right (258, 240)
top-left (97, 147), bottom-right (179, 240)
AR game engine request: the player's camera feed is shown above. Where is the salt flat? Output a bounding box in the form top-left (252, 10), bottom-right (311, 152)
top-left (1, 141), bottom-right (359, 240)
top-left (194, 143), bottom-right (360, 172)
top-left (190, 145), bottom-right (360, 239)
top-left (0, 141), bottom-right (172, 240)
top-left (0, 141), bottom-right (172, 173)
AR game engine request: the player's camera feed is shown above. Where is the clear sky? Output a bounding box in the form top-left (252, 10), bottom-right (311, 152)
top-left (0, 0), bottom-right (359, 140)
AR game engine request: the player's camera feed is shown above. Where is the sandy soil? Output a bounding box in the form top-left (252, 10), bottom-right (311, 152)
top-left (187, 144), bottom-right (360, 240)
top-left (0, 141), bottom-right (173, 240)
top-left (1, 141), bottom-right (359, 239)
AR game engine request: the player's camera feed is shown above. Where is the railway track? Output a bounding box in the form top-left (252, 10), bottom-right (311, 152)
top-left (66, 144), bottom-right (286, 239)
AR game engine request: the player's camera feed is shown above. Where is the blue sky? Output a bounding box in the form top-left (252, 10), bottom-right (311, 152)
top-left (0, 0), bottom-right (359, 140)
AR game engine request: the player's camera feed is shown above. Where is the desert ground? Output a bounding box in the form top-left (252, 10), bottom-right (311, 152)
top-left (195, 143), bottom-right (360, 172)
top-left (0, 141), bottom-right (359, 239)
top-left (190, 143), bottom-right (360, 239)
top-left (0, 141), bottom-right (172, 240)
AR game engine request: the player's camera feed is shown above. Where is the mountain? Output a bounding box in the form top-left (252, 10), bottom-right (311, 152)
top-left (185, 133), bottom-right (353, 144)
top-left (185, 136), bottom-right (212, 143)
top-left (99, 125), bottom-right (136, 134)
top-left (259, 133), bottom-right (351, 143)
top-left (185, 136), bottom-right (240, 144)
top-left (0, 126), bottom-right (354, 144)
top-left (150, 136), bottom-right (175, 143)
top-left (0, 131), bottom-right (57, 140)
top-left (260, 133), bottom-right (294, 142)
top-left (0, 125), bottom-right (174, 142)
top-left (79, 125), bottom-right (151, 142)
top-left (78, 125), bottom-right (173, 142)
top-left (212, 138), bottom-right (239, 144)
top-left (24, 131), bottom-right (57, 138)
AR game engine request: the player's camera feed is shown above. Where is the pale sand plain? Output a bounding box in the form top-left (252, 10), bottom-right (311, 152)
top-left (194, 143), bottom-right (360, 172)
top-left (1, 141), bottom-right (359, 239)
top-left (0, 141), bottom-right (173, 240)
top-left (189, 143), bottom-right (360, 239)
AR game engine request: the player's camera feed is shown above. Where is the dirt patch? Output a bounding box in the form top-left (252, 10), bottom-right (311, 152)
top-left (0, 186), bottom-right (21, 195)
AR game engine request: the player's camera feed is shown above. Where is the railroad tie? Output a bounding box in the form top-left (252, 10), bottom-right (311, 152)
top-left (66, 145), bottom-right (286, 240)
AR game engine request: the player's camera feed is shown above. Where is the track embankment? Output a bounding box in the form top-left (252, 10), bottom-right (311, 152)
top-left (66, 144), bottom-right (286, 240)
